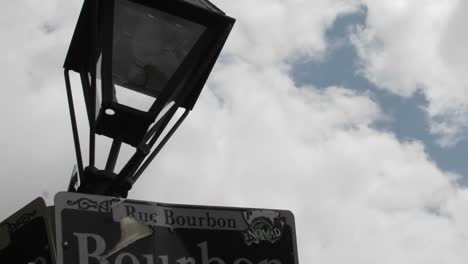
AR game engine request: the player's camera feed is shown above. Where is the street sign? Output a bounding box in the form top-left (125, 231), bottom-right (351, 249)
top-left (55, 192), bottom-right (298, 264)
top-left (0, 197), bottom-right (56, 264)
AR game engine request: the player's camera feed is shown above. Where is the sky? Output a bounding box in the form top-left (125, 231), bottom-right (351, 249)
top-left (1, 0), bottom-right (468, 263)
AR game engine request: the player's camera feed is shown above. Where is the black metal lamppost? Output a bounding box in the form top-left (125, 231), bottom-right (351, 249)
top-left (64, 0), bottom-right (235, 198)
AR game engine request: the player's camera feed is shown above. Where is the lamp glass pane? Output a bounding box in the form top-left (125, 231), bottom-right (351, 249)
top-left (95, 54), bottom-right (103, 119)
top-left (112, 0), bottom-right (206, 98)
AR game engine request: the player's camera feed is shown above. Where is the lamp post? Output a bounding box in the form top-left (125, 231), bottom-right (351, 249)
top-left (64, 0), bottom-right (235, 198)
top-left (2, 2), bottom-right (297, 263)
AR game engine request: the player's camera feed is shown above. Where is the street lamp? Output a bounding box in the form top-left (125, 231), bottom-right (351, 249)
top-left (64, 0), bottom-right (235, 197)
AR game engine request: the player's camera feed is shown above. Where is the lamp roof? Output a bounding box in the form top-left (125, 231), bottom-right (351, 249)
top-left (181, 0), bottom-right (224, 14)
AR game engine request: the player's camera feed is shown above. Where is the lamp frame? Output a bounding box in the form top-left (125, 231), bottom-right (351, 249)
top-left (64, 0), bottom-right (235, 197)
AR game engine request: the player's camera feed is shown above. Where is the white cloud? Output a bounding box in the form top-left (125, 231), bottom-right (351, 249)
top-left (134, 63), bottom-right (467, 262)
top-left (0, 0), bottom-right (83, 212)
top-left (352, 0), bottom-right (468, 146)
top-left (1, 0), bottom-right (468, 263)
top-left (212, 0), bottom-right (360, 66)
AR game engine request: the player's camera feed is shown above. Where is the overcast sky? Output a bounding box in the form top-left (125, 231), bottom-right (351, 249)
top-left (1, 0), bottom-right (468, 263)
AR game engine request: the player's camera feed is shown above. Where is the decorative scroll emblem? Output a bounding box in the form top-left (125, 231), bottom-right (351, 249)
top-left (4, 211), bottom-right (37, 233)
top-left (241, 210), bottom-right (285, 246)
top-left (67, 198), bottom-right (122, 213)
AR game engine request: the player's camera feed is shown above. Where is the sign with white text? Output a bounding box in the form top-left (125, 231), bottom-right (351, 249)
top-left (55, 192), bottom-right (298, 264)
top-left (0, 198), bottom-right (55, 264)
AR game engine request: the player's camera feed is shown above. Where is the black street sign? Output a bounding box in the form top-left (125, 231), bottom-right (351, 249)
top-left (55, 192), bottom-right (298, 264)
top-left (0, 197), bottom-right (56, 264)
